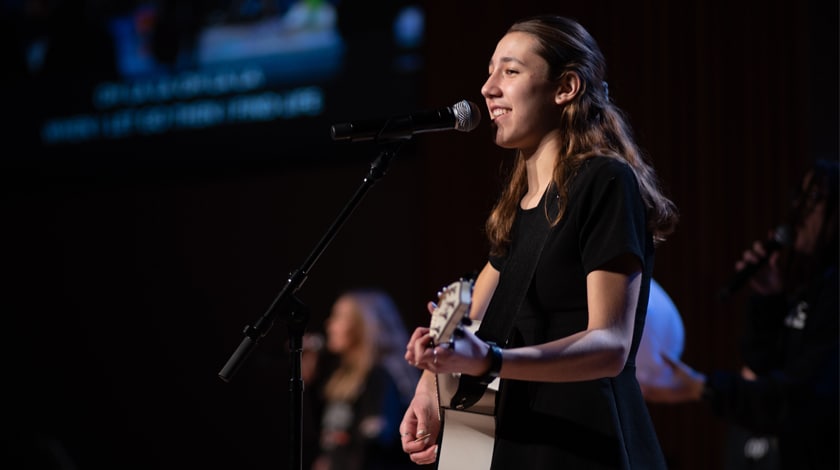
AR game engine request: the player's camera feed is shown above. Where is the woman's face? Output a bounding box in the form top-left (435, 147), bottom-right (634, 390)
top-left (325, 296), bottom-right (359, 354)
top-left (481, 31), bottom-right (561, 151)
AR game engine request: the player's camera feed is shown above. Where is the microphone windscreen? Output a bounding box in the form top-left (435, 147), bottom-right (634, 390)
top-left (770, 224), bottom-right (793, 248)
top-left (452, 100), bottom-right (481, 132)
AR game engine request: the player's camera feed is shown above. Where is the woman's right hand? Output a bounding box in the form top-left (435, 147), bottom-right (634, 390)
top-left (736, 236), bottom-right (783, 295)
top-left (399, 371), bottom-right (440, 465)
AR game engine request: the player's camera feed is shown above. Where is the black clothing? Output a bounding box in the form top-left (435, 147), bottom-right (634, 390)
top-left (487, 157), bottom-right (667, 469)
top-left (318, 364), bottom-right (413, 470)
top-left (706, 266), bottom-right (839, 469)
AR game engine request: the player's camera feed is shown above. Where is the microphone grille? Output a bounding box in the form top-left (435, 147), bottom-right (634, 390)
top-left (772, 225), bottom-right (793, 246)
top-left (452, 100), bottom-right (481, 132)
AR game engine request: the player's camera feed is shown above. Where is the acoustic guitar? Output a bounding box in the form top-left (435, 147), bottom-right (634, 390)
top-left (428, 278), bottom-right (499, 470)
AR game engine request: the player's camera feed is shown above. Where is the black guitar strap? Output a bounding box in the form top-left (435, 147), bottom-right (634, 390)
top-left (448, 186), bottom-right (559, 410)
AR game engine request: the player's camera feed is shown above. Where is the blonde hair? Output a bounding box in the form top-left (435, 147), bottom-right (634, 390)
top-left (323, 289), bottom-right (417, 403)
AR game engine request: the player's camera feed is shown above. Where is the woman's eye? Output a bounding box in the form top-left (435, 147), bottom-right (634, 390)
top-left (504, 69), bottom-right (518, 75)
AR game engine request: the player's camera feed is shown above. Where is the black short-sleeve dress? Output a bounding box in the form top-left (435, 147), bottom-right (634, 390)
top-left (487, 156), bottom-right (667, 469)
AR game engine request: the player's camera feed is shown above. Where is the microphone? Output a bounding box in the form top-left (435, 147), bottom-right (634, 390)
top-left (717, 225), bottom-right (793, 300)
top-left (330, 99), bottom-right (481, 142)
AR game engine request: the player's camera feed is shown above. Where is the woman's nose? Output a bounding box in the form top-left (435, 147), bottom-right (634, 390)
top-left (481, 75), bottom-right (499, 98)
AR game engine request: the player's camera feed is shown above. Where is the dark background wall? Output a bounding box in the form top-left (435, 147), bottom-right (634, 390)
top-left (3, 1), bottom-right (837, 469)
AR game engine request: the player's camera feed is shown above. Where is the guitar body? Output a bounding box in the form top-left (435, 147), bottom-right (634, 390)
top-left (428, 280), bottom-right (498, 470)
top-left (437, 407), bottom-right (496, 470)
top-left (436, 319), bottom-right (498, 470)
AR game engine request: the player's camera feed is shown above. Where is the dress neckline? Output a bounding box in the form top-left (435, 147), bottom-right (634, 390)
top-left (519, 184), bottom-right (552, 213)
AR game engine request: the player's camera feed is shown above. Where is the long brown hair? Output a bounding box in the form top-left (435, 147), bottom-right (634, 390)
top-left (486, 15), bottom-right (678, 256)
top-left (781, 159), bottom-right (839, 293)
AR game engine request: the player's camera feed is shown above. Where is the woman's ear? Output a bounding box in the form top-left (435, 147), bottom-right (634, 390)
top-left (555, 71), bottom-right (581, 105)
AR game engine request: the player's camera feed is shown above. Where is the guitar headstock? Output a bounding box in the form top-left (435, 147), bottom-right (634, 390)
top-left (429, 278), bottom-right (474, 345)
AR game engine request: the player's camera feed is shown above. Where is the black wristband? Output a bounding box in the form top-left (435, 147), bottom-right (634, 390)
top-left (478, 342), bottom-right (503, 386)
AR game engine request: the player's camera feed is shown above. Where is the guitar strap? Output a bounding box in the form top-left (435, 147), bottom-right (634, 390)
top-left (448, 185), bottom-right (559, 410)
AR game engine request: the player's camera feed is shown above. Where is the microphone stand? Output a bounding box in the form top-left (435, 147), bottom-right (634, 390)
top-left (218, 139), bottom-right (406, 470)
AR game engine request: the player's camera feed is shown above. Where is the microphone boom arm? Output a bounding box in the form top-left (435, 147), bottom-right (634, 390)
top-left (218, 141), bottom-right (404, 470)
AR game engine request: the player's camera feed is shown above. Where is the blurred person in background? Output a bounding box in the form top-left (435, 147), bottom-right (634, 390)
top-left (642, 159), bottom-right (839, 469)
top-left (636, 279), bottom-right (685, 390)
top-left (310, 288), bottom-right (419, 470)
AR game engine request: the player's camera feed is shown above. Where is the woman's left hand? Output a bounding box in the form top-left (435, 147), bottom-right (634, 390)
top-left (406, 321), bottom-right (491, 378)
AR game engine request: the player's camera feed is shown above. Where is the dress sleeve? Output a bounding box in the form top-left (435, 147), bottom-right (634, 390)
top-left (489, 252), bottom-right (506, 271)
top-left (574, 158), bottom-right (648, 274)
